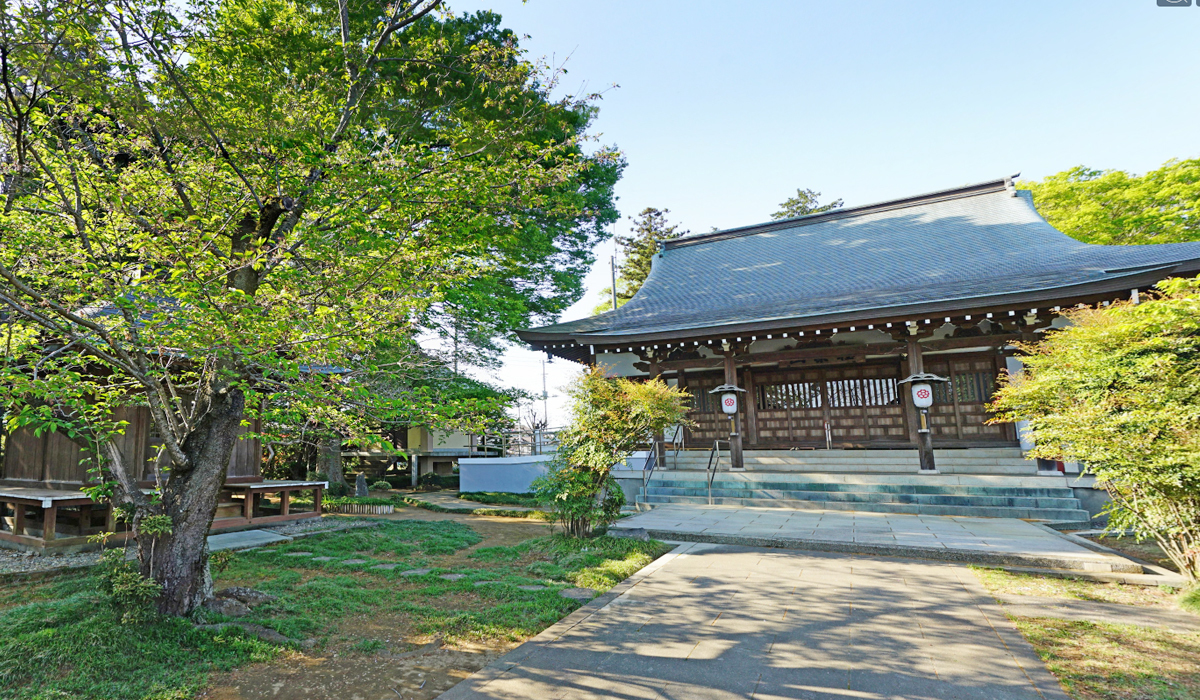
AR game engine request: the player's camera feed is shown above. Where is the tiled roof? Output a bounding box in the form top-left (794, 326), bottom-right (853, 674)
top-left (521, 178), bottom-right (1200, 344)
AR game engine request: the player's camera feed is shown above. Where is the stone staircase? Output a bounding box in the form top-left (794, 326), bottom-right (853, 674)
top-left (637, 449), bottom-right (1092, 526)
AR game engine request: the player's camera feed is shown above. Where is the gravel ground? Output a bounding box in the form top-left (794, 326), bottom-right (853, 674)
top-left (0, 515), bottom-right (377, 577)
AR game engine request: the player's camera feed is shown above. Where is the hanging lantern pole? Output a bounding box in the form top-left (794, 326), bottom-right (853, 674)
top-left (898, 372), bottom-right (950, 472)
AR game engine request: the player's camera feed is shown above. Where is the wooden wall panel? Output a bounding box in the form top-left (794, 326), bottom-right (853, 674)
top-left (2, 427), bottom-right (44, 482)
top-left (43, 430), bottom-right (88, 483)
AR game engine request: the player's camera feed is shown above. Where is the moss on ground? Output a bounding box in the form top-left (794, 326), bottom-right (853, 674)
top-left (0, 519), bottom-right (669, 700)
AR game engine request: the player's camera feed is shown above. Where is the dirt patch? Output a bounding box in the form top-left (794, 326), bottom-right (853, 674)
top-left (201, 639), bottom-right (515, 700)
top-left (201, 512), bottom-right (558, 699)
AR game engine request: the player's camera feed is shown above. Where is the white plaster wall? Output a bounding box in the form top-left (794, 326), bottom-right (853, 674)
top-left (594, 352), bottom-right (646, 378)
top-left (458, 455), bottom-right (554, 493)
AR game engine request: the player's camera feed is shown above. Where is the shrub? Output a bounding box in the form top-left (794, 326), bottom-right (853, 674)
top-left (532, 461), bottom-right (624, 537)
top-left (327, 481), bottom-right (350, 497)
top-left (991, 276), bottom-right (1200, 580)
top-left (97, 549), bottom-right (161, 624)
top-left (370, 480), bottom-right (392, 492)
top-left (534, 368), bottom-right (690, 537)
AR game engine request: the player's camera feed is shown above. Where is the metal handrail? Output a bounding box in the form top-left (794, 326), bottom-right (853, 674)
top-left (707, 439), bottom-right (730, 505)
top-left (642, 443), bottom-right (660, 490)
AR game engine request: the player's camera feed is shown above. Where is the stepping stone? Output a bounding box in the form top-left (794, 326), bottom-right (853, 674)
top-left (283, 552), bottom-right (314, 557)
top-left (518, 585), bottom-right (547, 591)
top-left (559, 587), bottom-right (598, 601)
top-left (473, 581), bottom-right (500, 587)
top-left (439, 574), bottom-right (466, 581)
top-left (371, 563), bottom-right (399, 570)
top-left (401, 568), bottom-right (431, 576)
top-left (312, 556), bottom-right (336, 562)
top-left (341, 559), bottom-right (368, 565)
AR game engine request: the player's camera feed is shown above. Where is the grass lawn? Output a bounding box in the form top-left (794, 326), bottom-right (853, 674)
top-left (1013, 617), bottom-right (1200, 700)
top-left (971, 566), bottom-right (1190, 608)
top-left (973, 567), bottom-right (1200, 699)
top-left (458, 491), bottom-right (541, 508)
top-left (0, 517), bottom-right (670, 700)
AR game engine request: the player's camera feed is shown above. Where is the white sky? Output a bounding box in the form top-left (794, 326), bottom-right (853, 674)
top-left (451, 0), bottom-right (1200, 427)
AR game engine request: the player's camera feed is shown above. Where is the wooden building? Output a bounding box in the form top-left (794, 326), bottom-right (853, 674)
top-left (0, 406), bottom-right (325, 553)
top-left (518, 178), bottom-right (1200, 521)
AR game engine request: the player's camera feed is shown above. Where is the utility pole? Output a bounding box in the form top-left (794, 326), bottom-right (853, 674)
top-left (542, 358), bottom-right (549, 427)
top-left (610, 231), bottom-right (619, 312)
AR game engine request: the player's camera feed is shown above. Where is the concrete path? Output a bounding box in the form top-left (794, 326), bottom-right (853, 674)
top-left (441, 543), bottom-right (1069, 700)
top-left (612, 505), bottom-right (1139, 573)
top-left (207, 529), bottom-right (292, 551)
top-left (406, 490), bottom-right (544, 513)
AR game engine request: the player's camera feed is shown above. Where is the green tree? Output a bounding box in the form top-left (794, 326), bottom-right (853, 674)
top-left (594, 207), bottom-right (687, 314)
top-left (1018, 159), bottom-right (1200, 244)
top-left (989, 278), bottom-right (1200, 580)
top-left (0, 0), bottom-right (615, 615)
top-left (771, 188), bottom-right (843, 220)
top-left (533, 368), bottom-right (691, 536)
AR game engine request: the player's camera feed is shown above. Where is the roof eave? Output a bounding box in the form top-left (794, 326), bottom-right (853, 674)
top-left (534, 263), bottom-right (1193, 347)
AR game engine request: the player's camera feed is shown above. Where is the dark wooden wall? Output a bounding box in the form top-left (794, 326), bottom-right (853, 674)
top-left (1, 406), bottom-right (263, 488)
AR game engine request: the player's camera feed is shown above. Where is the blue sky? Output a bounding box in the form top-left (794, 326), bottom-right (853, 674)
top-left (451, 0), bottom-right (1200, 425)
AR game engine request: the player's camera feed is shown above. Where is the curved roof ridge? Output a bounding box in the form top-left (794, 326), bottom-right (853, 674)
top-left (668, 176), bottom-right (1015, 250)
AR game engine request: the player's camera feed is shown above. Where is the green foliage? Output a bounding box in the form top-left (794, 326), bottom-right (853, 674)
top-left (323, 495), bottom-right (404, 507)
top-left (0, 0), bottom-right (620, 612)
top-left (327, 482), bottom-right (351, 498)
top-left (532, 462), bottom-right (625, 537)
top-left (533, 368), bottom-right (690, 535)
top-left (370, 480), bottom-right (393, 492)
top-left (1019, 159), bottom-right (1200, 244)
top-left (209, 550), bottom-right (236, 577)
top-left (459, 491), bottom-right (541, 507)
top-left (595, 207), bottom-right (687, 314)
top-left (771, 188), bottom-right (843, 220)
top-left (97, 549), bottom-right (163, 624)
top-left (1182, 586), bottom-right (1200, 615)
top-left (418, 472), bottom-right (460, 490)
top-left (990, 277), bottom-right (1200, 579)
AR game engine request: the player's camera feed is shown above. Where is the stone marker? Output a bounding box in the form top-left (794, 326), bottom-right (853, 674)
top-left (283, 551), bottom-right (313, 557)
top-left (611, 527), bottom-right (650, 541)
top-left (372, 563), bottom-right (399, 570)
top-left (401, 568), bottom-right (432, 576)
top-left (342, 559), bottom-right (368, 565)
top-left (203, 596), bottom-right (252, 618)
top-left (439, 573), bottom-right (466, 581)
top-left (355, 472), bottom-right (369, 497)
top-left (216, 587), bottom-right (278, 607)
top-left (559, 587), bottom-right (598, 601)
top-left (518, 585), bottom-right (547, 591)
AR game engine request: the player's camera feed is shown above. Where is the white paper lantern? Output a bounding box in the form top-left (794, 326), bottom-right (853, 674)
top-left (911, 382), bottom-right (934, 409)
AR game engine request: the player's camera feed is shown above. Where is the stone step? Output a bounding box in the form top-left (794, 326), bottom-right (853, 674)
top-left (646, 470), bottom-right (1069, 488)
top-left (645, 486), bottom-right (1083, 510)
top-left (647, 479), bottom-right (1077, 498)
top-left (637, 494), bottom-right (1093, 523)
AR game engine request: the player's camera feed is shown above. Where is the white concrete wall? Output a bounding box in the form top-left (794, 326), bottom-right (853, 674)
top-left (458, 455), bottom-right (555, 493)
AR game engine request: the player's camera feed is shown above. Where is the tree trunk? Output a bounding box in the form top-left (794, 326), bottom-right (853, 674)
top-left (138, 387), bottom-right (246, 617)
top-left (320, 434), bottom-right (349, 491)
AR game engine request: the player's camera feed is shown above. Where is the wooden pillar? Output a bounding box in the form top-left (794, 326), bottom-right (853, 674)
top-left (243, 489), bottom-right (253, 522)
top-left (676, 370), bottom-right (690, 450)
top-left (903, 338), bottom-right (922, 444)
top-left (906, 338), bottom-right (936, 472)
top-left (14, 504), bottom-right (25, 536)
top-left (79, 504), bottom-right (93, 536)
top-left (743, 367), bottom-right (758, 447)
top-left (648, 357), bottom-right (664, 465)
top-left (43, 505), bottom-right (57, 542)
top-left (723, 353), bottom-right (744, 470)
top-left (314, 487), bottom-right (323, 515)
top-left (280, 490), bottom-right (291, 517)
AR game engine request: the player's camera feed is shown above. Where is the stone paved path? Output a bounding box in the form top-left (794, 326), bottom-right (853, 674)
top-left (611, 505), bottom-right (1136, 572)
top-left (440, 543), bottom-right (1069, 700)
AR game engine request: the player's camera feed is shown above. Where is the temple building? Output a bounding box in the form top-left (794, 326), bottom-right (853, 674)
top-left (518, 177), bottom-right (1200, 525)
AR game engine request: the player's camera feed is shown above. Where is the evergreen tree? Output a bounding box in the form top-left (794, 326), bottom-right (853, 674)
top-left (595, 208), bottom-right (688, 313)
top-left (772, 188), bottom-right (843, 220)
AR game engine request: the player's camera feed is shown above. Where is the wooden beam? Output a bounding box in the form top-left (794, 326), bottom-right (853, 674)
top-left (43, 506), bottom-right (57, 542)
top-left (280, 490), bottom-right (290, 517)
